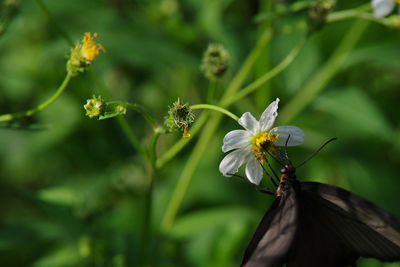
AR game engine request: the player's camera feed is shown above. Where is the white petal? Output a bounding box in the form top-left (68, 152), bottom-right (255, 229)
top-left (219, 148), bottom-right (250, 177)
top-left (271, 126), bottom-right (305, 146)
top-left (222, 130), bottom-right (252, 153)
top-left (238, 112), bottom-right (260, 134)
top-left (372, 0), bottom-right (395, 17)
top-left (245, 157), bottom-right (263, 185)
top-left (259, 98), bottom-right (280, 132)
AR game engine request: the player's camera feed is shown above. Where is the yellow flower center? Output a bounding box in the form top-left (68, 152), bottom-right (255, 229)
top-left (396, 0), bottom-right (400, 4)
top-left (251, 132), bottom-right (279, 161)
top-left (80, 32), bottom-right (105, 62)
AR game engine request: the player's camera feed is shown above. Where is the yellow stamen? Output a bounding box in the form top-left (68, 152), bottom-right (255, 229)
top-left (396, 0), bottom-right (400, 4)
top-left (251, 132), bottom-right (279, 161)
top-left (80, 32), bottom-right (105, 62)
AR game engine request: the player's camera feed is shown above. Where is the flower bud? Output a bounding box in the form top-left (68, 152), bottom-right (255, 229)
top-left (308, 0), bottom-right (335, 30)
top-left (165, 98), bottom-right (195, 138)
top-left (84, 96), bottom-right (104, 119)
top-left (385, 15), bottom-right (400, 29)
top-left (200, 43), bottom-right (230, 80)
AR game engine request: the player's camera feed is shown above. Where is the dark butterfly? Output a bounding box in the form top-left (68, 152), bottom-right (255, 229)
top-left (241, 138), bottom-right (400, 267)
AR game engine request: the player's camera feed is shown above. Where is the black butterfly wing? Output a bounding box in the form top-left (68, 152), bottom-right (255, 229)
top-left (300, 182), bottom-right (400, 262)
top-left (241, 185), bottom-right (298, 267)
top-left (285, 183), bottom-right (359, 267)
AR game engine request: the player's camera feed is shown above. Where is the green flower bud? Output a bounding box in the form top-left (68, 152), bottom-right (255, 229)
top-left (115, 104), bottom-right (127, 116)
top-left (84, 96), bottom-right (104, 119)
top-left (165, 98), bottom-right (195, 138)
top-left (200, 43), bottom-right (230, 80)
top-left (385, 15), bottom-right (400, 29)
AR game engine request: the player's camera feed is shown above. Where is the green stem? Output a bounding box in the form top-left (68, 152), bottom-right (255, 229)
top-left (207, 80), bottom-right (217, 104)
top-left (255, 0), bottom-right (272, 109)
top-left (0, 73), bottom-right (72, 122)
top-left (140, 171), bottom-right (154, 266)
top-left (279, 20), bottom-right (369, 125)
top-left (325, 3), bottom-right (394, 27)
top-left (221, 29), bottom-right (273, 106)
top-left (327, 11), bottom-right (383, 25)
top-left (155, 112), bottom-right (209, 169)
top-left (115, 116), bottom-right (145, 158)
top-left (35, 0), bottom-right (74, 46)
top-left (190, 104), bottom-right (239, 121)
top-left (326, 3), bottom-right (372, 23)
top-left (106, 101), bottom-right (160, 132)
top-left (227, 34), bottom-right (307, 105)
top-left (124, 102), bottom-right (160, 131)
top-left (149, 131), bottom-right (161, 166)
top-left (160, 29), bottom-right (273, 233)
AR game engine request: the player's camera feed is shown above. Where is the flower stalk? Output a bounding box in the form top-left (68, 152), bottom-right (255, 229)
top-left (0, 72), bottom-right (72, 122)
top-left (190, 104), bottom-right (239, 121)
top-left (225, 35), bottom-right (308, 106)
top-left (279, 19), bottom-right (368, 124)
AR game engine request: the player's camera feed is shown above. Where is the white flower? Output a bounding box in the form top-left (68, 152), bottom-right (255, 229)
top-left (372, 0), bottom-right (399, 17)
top-left (219, 98), bottom-right (304, 185)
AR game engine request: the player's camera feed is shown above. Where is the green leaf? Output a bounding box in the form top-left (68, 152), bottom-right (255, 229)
top-left (345, 43), bottom-right (400, 69)
top-left (313, 87), bottom-right (393, 141)
top-left (169, 206), bottom-right (257, 239)
top-left (32, 243), bottom-right (83, 267)
top-left (38, 186), bottom-right (79, 206)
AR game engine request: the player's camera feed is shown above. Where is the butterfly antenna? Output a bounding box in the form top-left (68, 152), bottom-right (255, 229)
top-left (256, 144), bottom-right (281, 186)
top-left (296, 137), bottom-right (337, 169)
top-left (260, 155), bottom-right (280, 186)
top-left (266, 149), bottom-right (284, 167)
top-left (257, 158), bottom-right (278, 187)
top-left (275, 146), bottom-right (286, 164)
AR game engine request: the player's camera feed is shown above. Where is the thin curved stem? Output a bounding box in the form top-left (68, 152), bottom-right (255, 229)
top-left (190, 104), bottom-right (239, 121)
top-left (115, 116), bottom-right (145, 157)
top-left (279, 20), bottom-right (368, 124)
top-left (106, 101), bottom-right (160, 131)
top-left (0, 73), bottom-right (72, 122)
top-left (207, 80), bottom-right (217, 104)
top-left (226, 34), bottom-right (307, 105)
top-left (326, 3), bottom-right (374, 24)
top-left (149, 131), bottom-right (161, 166)
top-left (125, 102), bottom-right (160, 131)
top-left (220, 29), bottom-right (273, 106)
top-left (327, 11), bottom-right (383, 25)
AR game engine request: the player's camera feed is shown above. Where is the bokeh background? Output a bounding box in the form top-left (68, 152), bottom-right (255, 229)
top-left (0, 0), bottom-right (400, 266)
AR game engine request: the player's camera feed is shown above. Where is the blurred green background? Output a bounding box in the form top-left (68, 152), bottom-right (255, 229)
top-left (0, 0), bottom-right (400, 266)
